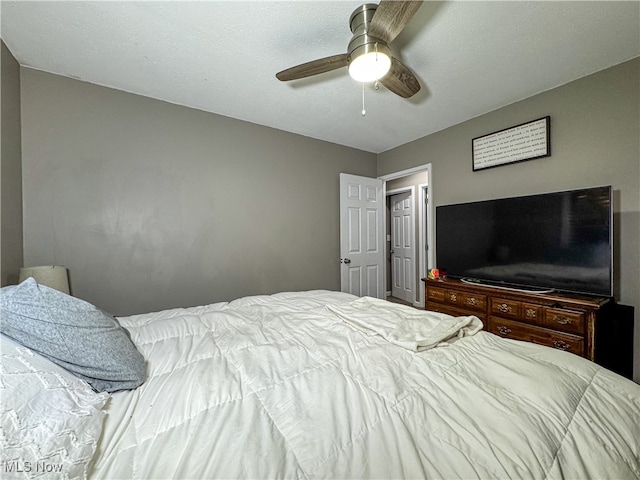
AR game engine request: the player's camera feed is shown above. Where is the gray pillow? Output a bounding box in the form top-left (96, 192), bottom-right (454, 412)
top-left (0, 278), bottom-right (146, 393)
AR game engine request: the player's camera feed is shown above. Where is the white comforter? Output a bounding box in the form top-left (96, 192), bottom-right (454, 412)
top-left (90, 291), bottom-right (640, 479)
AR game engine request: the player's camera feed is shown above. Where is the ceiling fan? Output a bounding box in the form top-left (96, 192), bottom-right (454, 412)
top-left (276, 1), bottom-right (423, 98)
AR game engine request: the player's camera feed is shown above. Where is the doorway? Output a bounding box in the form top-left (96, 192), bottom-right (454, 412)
top-left (380, 164), bottom-right (433, 308)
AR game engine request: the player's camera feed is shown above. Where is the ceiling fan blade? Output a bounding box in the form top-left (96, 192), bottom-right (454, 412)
top-left (276, 54), bottom-right (349, 81)
top-left (379, 57), bottom-right (421, 98)
top-left (368, 1), bottom-right (423, 44)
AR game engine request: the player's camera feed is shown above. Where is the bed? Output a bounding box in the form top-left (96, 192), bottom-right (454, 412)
top-left (2, 282), bottom-right (639, 479)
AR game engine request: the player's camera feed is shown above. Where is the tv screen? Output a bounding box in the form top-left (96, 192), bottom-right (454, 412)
top-left (435, 186), bottom-right (612, 297)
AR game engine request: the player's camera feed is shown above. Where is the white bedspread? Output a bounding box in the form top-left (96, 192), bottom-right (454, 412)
top-left (90, 290), bottom-right (640, 479)
top-left (326, 296), bottom-right (483, 351)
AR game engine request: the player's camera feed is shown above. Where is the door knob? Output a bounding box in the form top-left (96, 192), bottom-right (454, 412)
top-left (343, 258), bottom-right (351, 264)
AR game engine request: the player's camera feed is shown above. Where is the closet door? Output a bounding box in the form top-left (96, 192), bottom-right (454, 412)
top-left (390, 191), bottom-right (414, 303)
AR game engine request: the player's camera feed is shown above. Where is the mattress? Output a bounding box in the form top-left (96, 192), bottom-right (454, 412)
top-left (87, 290), bottom-right (640, 479)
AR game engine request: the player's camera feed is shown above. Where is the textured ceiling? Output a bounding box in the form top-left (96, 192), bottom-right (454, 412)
top-left (2, 1), bottom-right (639, 153)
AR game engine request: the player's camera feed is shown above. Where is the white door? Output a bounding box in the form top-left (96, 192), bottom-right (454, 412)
top-left (390, 191), bottom-right (414, 303)
top-left (339, 173), bottom-right (384, 298)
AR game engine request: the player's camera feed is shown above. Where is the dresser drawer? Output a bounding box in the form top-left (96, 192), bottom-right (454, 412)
top-left (542, 308), bottom-right (585, 335)
top-left (426, 286), bottom-right (446, 303)
top-left (522, 303), bottom-right (543, 324)
top-left (445, 290), bottom-right (487, 313)
top-left (490, 298), bottom-right (545, 326)
top-left (426, 302), bottom-right (486, 325)
top-left (490, 298), bottom-right (521, 320)
top-left (488, 317), bottom-right (584, 356)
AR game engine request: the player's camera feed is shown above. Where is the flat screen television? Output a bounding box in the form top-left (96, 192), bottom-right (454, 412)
top-left (435, 186), bottom-right (612, 297)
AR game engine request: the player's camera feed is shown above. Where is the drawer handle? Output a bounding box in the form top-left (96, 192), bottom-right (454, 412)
top-left (449, 293), bottom-right (457, 302)
top-left (497, 326), bottom-right (511, 335)
top-left (525, 308), bottom-right (537, 319)
top-left (498, 303), bottom-right (512, 313)
top-left (552, 340), bottom-right (571, 351)
top-left (466, 297), bottom-right (478, 306)
top-left (554, 315), bottom-right (570, 325)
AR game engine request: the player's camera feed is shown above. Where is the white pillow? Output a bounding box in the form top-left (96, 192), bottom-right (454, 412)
top-left (1, 335), bottom-right (109, 479)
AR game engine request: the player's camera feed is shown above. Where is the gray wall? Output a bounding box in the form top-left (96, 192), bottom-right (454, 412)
top-left (0, 40), bottom-right (23, 286)
top-left (378, 58), bottom-right (640, 382)
top-left (20, 68), bottom-right (377, 315)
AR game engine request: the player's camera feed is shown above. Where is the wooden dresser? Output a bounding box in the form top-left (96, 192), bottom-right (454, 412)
top-left (423, 277), bottom-right (613, 361)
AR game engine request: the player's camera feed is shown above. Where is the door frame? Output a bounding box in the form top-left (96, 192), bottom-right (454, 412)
top-left (379, 163), bottom-right (434, 308)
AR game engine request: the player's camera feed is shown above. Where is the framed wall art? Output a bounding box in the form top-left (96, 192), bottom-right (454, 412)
top-left (472, 116), bottom-right (550, 171)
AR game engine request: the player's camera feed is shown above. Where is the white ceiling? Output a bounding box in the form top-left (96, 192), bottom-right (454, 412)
top-left (2, 1), bottom-right (639, 154)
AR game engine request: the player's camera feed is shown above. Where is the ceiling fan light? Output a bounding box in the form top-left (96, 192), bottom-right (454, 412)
top-left (349, 51), bottom-right (391, 82)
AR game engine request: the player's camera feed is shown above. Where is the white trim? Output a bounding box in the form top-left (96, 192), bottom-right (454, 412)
top-left (416, 184), bottom-right (433, 308)
top-left (379, 164), bottom-right (431, 182)
top-left (385, 186), bottom-right (412, 196)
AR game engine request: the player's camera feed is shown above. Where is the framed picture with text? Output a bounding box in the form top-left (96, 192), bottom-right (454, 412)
top-left (472, 116), bottom-right (550, 171)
